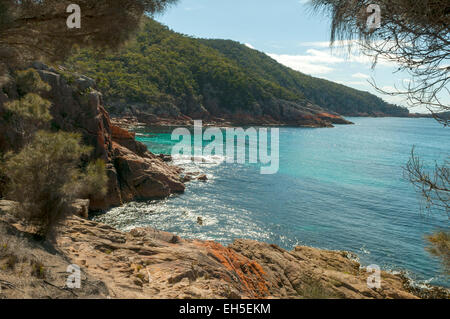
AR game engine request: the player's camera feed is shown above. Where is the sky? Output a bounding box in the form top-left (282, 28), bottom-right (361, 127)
top-left (155, 0), bottom-right (442, 112)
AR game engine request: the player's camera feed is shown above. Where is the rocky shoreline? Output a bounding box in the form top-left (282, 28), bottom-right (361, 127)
top-left (108, 101), bottom-right (354, 130)
top-left (109, 115), bottom-right (352, 131)
top-left (2, 200), bottom-right (448, 299)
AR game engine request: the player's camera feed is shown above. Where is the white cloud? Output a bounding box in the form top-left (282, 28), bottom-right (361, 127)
top-left (299, 41), bottom-right (331, 48)
top-left (380, 85), bottom-right (397, 93)
top-left (336, 80), bottom-right (368, 87)
top-left (299, 40), bottom-right (397, 67)
top-left (268, 49), bottom-right (345, 75)
top-left (304, 49), bottom-right (344, 64)
top-left (268, 53), bottom-right (334, 75)
top-left (245, 43), bottom-right (255, 49)
top-left (352, 72), bottom-right (370, 79)
top-left (268, 49), bottom-right (380, 76)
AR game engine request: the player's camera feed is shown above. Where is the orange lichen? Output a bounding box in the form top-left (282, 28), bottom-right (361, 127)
top-left (196, 241), bottom-right (269, 298)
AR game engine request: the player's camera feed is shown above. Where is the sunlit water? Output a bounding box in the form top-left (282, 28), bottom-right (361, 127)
top-left (93, 118), bottom-right (449, 287)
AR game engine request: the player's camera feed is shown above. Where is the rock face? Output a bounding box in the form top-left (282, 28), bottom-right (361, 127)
top-left (112, 98), bottom-right (353, 128)
top-left (112, 142), bottom-right (185, 203)
top-left (0, 64), bottom-right (185, 210)
top-left (2, 201), bottom-right (447, 299)
top-left (52, 216), bottom-right (450, 299)
top-left (0, 205), bottom-right (426, 299)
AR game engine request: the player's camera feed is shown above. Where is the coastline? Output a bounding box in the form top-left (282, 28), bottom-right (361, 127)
top-left (109, 112), bottom-right (354, 131)
top-left (0, 116), bottom-right (448, 299)
top-left (110, 112), bottom-right (444, 133)
top-left (100, 119), bottom-right (449, 296)
top-left (1, 200), bottom-right (448, 299)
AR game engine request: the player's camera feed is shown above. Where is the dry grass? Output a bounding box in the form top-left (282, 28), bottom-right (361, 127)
top-left (0, 225), bottom-right (48, 281)
top-left (296, 281), bottom-right (340, 299)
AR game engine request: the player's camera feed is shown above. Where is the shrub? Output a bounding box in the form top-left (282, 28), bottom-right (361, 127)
top-left (15, 69), bottom-right (51, 97)
top-left (4, 93), bottom-right (52, 123)
top-left (78, 159), bottom-right (108, 199)
top-left (426, 231), bottom-right (450, 275)
top-left (2, 130), bottom-right (107, 236)
top-left (3, 69), bottom-right (52, 149)
top-left (4, 93), bottom-right (52, 146)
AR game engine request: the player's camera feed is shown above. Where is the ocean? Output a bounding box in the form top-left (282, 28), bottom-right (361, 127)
top-left (93, 117), bottom-right (449, 287)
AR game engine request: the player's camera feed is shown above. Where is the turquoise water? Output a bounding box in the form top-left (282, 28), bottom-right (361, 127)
top-left (94, 118), bottom-right (449, 287)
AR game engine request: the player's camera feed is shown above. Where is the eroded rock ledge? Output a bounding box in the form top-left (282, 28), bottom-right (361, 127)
top-left (1, 202), bottom-right (441, 299)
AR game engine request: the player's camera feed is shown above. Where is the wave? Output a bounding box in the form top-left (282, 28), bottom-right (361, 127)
top-left (172, 154), bottom-right (226, 166)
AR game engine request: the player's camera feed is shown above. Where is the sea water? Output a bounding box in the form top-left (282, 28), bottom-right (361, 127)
top-left (93, 117), bottom-right (449, 287)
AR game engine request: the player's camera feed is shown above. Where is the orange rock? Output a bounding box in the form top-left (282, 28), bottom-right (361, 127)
top-left (196, 241), bottom-right (269, 298)
top-left (111, 125), bottom-right (135, 140)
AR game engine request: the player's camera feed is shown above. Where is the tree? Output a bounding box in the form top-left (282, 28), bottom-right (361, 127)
top-left (3, 69), bottom-right (52, 149)
top-left (311, 0), bottom-right (450, 122)
top-left (405, 148), bottom-right (449, 215)
top-left (0, 0), bottom-right (178, 67)
top-left (2, 131), bottom-right (107, 237)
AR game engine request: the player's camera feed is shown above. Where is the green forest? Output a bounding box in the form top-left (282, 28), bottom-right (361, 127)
top-left (66, 18), bottom-right (408, 118)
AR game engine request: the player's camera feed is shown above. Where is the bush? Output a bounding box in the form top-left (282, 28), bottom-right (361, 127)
top-left (15, 69), bottom-right (51, 97)
top-left (3, 69), bottom-right (52, 149)
top-left (4, 93), bottom-right (52, 147)
top-left (426, 231), bottom-right (450, 275)
top-left (2, 130), bottom-right (107, 236)
top-left (5, 93), bottom-right (52, 123)
top-left (78, 159), bottom-right (108, 199)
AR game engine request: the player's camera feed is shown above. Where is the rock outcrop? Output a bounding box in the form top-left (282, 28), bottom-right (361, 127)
top-left (111, 98), bottom-right (353, 129)
top-left (1, 203), bottom-right (437, 299)
top-left (0, 64), bottom-right (185, 210)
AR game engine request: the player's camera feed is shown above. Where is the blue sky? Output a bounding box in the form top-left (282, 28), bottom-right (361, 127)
top-left (155, 0), bottom-right (435, 112)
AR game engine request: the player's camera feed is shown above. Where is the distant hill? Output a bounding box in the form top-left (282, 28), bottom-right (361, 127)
top-left (66, 18), bottom-right (408, 127)
top-left (199, 39), bottom-right (409, 117)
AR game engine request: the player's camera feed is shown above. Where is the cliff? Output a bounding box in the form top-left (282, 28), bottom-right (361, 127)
top-left (2, 200), bottom-right (444, 299)
top-left (0, 63), bottom-right (185, 210)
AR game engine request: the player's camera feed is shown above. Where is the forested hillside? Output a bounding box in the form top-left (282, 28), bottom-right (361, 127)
top-left (200, 39), bottom-right (409, 117)
top-left (66, 18), bottom-right (408, 126)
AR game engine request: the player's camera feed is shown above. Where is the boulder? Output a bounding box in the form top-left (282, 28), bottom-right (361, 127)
top-left (113, 143), bottom-right (185, 202)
